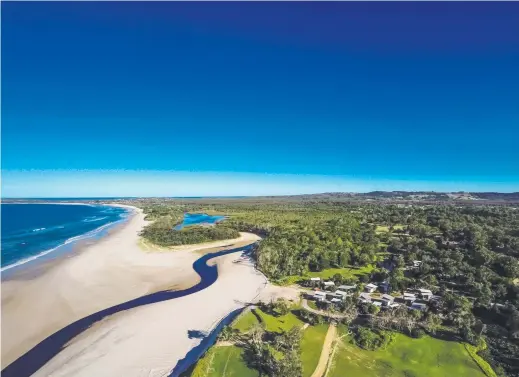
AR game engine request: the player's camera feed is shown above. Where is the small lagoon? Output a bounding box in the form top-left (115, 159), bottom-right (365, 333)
top-left (174, 213), bottom-right (226, 230)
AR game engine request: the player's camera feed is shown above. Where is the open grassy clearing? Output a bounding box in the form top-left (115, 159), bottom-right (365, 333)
top-left (231, 310), bottom-right (259, 333)
top-left (301, 324), bottom-right (329, 377)
top-left (328, 327), bottom-right (489, 377)
top-left (190, 345), bottom-right (258, 377)
top-left (231, 306), bottom-right (304, 334)
top-left (191, 309), bottom-right (326, 377)
top-left (255, 308), bottom-right (304, 333)
top-left (277, 264), bottom-right (375, 286)
top-left (375, 224), bottom-right (405, 234)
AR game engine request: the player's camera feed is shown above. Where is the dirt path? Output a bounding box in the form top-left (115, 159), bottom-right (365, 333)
top-left (310, 324), bottom-right (337, 377)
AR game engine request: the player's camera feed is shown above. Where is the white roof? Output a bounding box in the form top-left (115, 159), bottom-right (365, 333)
top-left (359, 293), bottom-right (371, 300)
top-left (372, 301), bottom-right (382, 307)
top-left (418, 289), bottom-right (433, 294)
top-left (389, 303), bottom-right (400, 308)
top-left (314, 291), bottom-right (326, 297)
top-left (331, 298), bottom-right (342, 303)
top-left (335, 290), bottom-right (347, 296)
top-left (365, 283), bottom-right (378, 289)
top-left (338, 285), bottom-right (356, 290)
top-left (324, 281), bottom-right (335, 286)
top-left (404, 292), bottom-right (416, 297)
top-left (310, 277), bottom-right (321, 281)
top-left (381, 294), bottom-right (394, 301)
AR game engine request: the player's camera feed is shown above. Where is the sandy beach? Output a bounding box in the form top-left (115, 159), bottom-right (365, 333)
top-left (1, 205), bottom-right (264, 375)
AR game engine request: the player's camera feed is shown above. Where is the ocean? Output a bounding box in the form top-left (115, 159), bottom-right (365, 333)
top-left (1, 203), bottom-right (129, 270)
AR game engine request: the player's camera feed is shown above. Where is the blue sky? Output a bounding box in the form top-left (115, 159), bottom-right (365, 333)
top-left (2, 2), bottom-right (519, 197)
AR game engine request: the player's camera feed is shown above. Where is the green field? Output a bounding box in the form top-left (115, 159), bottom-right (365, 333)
top-left (328, 329), bottom-right (489, 377)
top-left (376, 224), bottom-right (405, 234)
top-left (301, 324), bottom-right (328, 377)
top-left (190, 310), bottom-right (325, 377)
top-left (231, 307), bottom-right (304, 334)
top-left (232, 310), bottom-right (260, 333)
top-left (278, 264), bottom-right (375, 286)
top-left (190, 345), bottom-right (258, 377)
top-left (255, 308), bottom-right (304, 333)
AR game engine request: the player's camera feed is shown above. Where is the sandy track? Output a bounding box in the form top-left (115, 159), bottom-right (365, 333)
top-left (310, 324), bottom-right (337, 377)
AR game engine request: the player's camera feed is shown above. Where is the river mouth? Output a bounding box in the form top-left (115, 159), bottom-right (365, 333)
top-left (1, 244), bottom-right (254, 377)
top-left (174, 213), bottom-right (227, 230)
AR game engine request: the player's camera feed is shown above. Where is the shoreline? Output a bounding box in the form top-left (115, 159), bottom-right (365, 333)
top-left (1, 204), bottom-right (266, 376)
top-left (1, 203), bottom-right (135, 274)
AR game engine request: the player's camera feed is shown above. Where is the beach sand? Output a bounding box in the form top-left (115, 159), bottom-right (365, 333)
top-left (1, 205), bottom-right (264, 375)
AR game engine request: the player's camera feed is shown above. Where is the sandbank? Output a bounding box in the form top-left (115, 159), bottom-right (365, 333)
top-left (1, 205), bottom-right (263, 375)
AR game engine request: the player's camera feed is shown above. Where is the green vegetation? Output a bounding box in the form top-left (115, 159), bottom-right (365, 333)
top-left (352, 327), bottom-right (394, 351)
top-left (190, 346), bottom-right (259, 377)
top-left (329, 331), bottom-right (486, 377)
top-left (465, 339), bottom-right (498, 377)
top-left (140, 217), bottom-right (239, 247)
top-left (232, 310), bottom-right (260, 333)
top-left (276, 265), bottom-right (375, 286)
top-left (255, 307), bottom-right (304, 334)
top-left (300, 324), bottom-right (328, 377)
top-left (138, 200), bottom-right (518, 376)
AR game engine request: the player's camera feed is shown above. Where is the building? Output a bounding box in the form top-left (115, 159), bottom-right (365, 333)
top-left (365, 283), bottom-right (378, 293)
top-left (380, 294), bottom-right (395, 307)
top-left (338, 284), bottom-right (357, 292)
top-left (313, 291), bottom-right (327, 301)
top-left (403, 292), bottom-right (417, 304)
top-left (418, 288), bottom-right (433, 301)
top-left (372, 301), bottom-right (383, 307)
top-left (331, 298), bottom-right (342, 304)
top-left (359, 292), bottom-right (372, 304)
top-left (323, 281), bottom-right (335, 290)
top-left (413, 260), bottom-right (422, 268)
top-left (410, 302), bottom-right (428, 311)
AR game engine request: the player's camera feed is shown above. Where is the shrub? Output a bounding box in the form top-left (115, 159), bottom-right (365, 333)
top-left (353, 327), bottom-right (394, 351)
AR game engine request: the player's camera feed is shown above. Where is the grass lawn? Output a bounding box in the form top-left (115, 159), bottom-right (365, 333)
top-left (275, 264), bottom-right (375, 286)
top-left (190, 345), bottom-right (258, 377)
top-left (301, 324), bottom-right (329, 377)
top-left (376, 224), bottom-right (405, 234)
top-left (255, 308), bottom-right (304, 333)
top-left (232, 310), bottom-right (260, 333)
top-left (328, 328), bottom-right (489, 377)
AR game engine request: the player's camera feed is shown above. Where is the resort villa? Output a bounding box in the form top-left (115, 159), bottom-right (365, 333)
top-left (418, 288), bottom-right (433, 301)
top-left (410, 302), bottom-right (428, 311)
top-left (323, 281), bottom-right (335, 290)
top-left (357, 292), bottom-right (371, 304)
top-left (337, 284), bottom-right (357, 292)
top-left (365, 283), bottom-right (378, 293)
top-left (380, 294), bottom-right (395, 307)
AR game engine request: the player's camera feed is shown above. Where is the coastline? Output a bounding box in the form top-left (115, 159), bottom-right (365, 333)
top-left (1, 202), bottom-right (134, 274)
top-left (1, 204), bottom-right (267, 377)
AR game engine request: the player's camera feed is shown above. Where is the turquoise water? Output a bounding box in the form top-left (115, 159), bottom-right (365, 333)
top-left (174, 213), bottom-right (226, 230)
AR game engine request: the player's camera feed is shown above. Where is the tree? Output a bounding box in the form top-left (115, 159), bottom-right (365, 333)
top-left (425, 313), bottom-right (442, 334)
